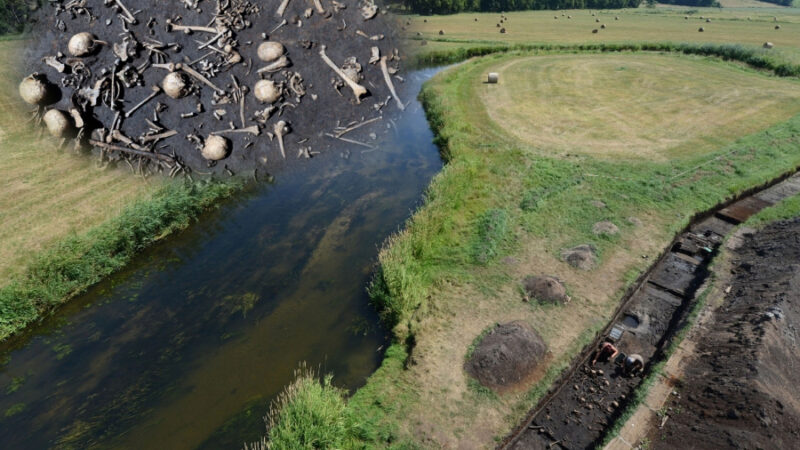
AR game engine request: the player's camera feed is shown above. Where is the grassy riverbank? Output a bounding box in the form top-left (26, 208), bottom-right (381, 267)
top-left (0, 40), bottom-right (241, 341)
top-left (261, 27), bottom-right (800, 450)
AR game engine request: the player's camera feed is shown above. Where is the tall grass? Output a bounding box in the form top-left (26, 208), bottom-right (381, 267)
top-left (245, 364), bottom-right (356, 450)
top-left (0, 179), bottom-right (240, 341)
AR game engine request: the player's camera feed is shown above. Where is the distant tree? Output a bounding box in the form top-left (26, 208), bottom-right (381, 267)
top-left (645, 0), bottom-right (656, 7)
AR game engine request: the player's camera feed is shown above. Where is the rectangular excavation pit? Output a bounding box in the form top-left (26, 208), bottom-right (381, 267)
top-left (716, 196), bottom-right (773, 224)
top-left (647, 253), bottom-right (702, 297)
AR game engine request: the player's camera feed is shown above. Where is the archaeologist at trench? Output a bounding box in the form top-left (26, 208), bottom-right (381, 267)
top-left (591, 341), bottom-right (619, 366)
top-left (623, 353), bottom-right (644, 375)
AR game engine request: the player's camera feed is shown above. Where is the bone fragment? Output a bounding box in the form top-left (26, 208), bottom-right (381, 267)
top-left (125, 85), bottom-right (162, 118)
top-left (212, 125), bottom-right (261, 136)
top-left (90, 139), bottom-right (175, 162)
top-left (274, 120), bottom-right (289, 159)
top-left (379, 56), bottom-right (404, 111)
top-left (256, 55), bottom-right (291, 74)
top-left (141, 129), bottom-right (178, 143)
top-left (319, 45), bottom-right (367, 103)
top-left (276, 0), bottom-right (291, 16)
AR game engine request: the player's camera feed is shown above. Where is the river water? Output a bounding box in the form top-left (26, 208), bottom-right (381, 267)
top-left (0, 67), bottom-right (444, 449)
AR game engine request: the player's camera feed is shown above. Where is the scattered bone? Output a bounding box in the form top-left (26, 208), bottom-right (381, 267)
top-left (359, 0), bottom-right (377, 20)
top-left (213, 125), bottom-right (261, 136)
top-left (105, 0), bottom-right (137, 24)
top-left (165, 19), bottom-right (218, 34)
top-left (270, 19), bottom-right (288, 34)
top-left (257, 55), bottom-right (291, 73)
top-left (379, 56), bottom-right (403, 111)
top-left (334, 116), bottom-right (381, 137)
top-left (319, 45), bottom-right (367, 103)
top-left (369, 46), bottom-right (380, 65)
top-left (125, 85), bottom-right (161, 118)
top-left (43, 55), bottom-right (68, 73)
top-left (304, 7), bottom-right (313, 18)
top-left (273, 120), bottom-right (289, 158)
top-left (325, 132), bottom-right (374, 149)
top-left (276, 0), bottom-right (291, 17)
top-left (90, 140), bottom-right (176, 162)
top-left (311, 0), bottom-right (325, 14)
top-left (69, 108), bottom-right (85, 128)
top-left (140, 129), bottom-right (178, 143)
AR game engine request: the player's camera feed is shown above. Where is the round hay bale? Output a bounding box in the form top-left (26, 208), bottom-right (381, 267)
top-left (487, 72), bottom-right (499, 83)
top-left (475, 17), bottom-right (478, 21)
top-left (698, 27), bottom-right (705, 32)
top-left (438, 29), bottom-right (444, 35)
top-left (684, 16), bottom-right (688, 20)
top-left (500, 27), bottom-right (506, 33)
top-left (615, 16), bottom-right (619, 20)
top-left (775, 25), bottom-right (781, 30)
top-left (561, 244), bottom-right (597, 270)
top-left (592, 28), bottom-right (599, 34)
top-left (497, 23), bottom-right (501, 27)
top-left (763, 42), bottom-right (774, 49)
top-left (466, 321), bottom-right (548, 390)
top-left (596, 18), bottom-right (600, 23)
top-left (522, 275), bottom-right (569, 304)
top-left (423, 18), bottom-right (427, 22)
top-left (592, 220), bottom-right (619, 236)
top-left (600, 24), bottom-right (606, 29)
top-left (567, 15), bottom-right (572, 19)
top-left (706, 18), bottom-right (711, 23)
top-left (554, 16), bottom-right (558, 19)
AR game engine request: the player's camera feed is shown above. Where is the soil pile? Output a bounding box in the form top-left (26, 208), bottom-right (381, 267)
top-left (561, 244), bottom-right (597, 270)
top-left (654, 218), bottom-right (800, 449)
top-left (467, 321), bottom-right (547, 390)
top-left (522, 275), bottom-right (569, 304)
top-left (592, 220), bottom-right (619, 236)
top-left (23, 0), bottom-right (404, 177)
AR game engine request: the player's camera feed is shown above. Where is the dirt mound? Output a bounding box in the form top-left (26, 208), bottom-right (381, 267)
top-left (467, 321), bottom-right (548, 390)
top-left (561, 244), bottom-right (597, 270)
top-left (592, 221), bottom-right (619, 236)
top-left (522, 275), bottom-right (569, 304)
top-left (654, 218), bottom-right (800, 449)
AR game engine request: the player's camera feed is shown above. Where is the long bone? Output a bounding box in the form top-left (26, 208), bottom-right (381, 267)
top-left (274, 120), bottom-right (289, 159)
top-left (319, 45), bottom-right (367, 103)
top-left (212, 125), bottom-right (261, 136)
top-left (311, 0), bottom-right (325, 14)
top-left (256, 55), bottom-right (290, 74)
top-left (165, 19), bottom-right (218, 34)
top-left (125, 85), bottom-right (161, 118)
top-left (276, 0), bottom-right (291, 16)
top-left (380, 57), bottom-right (404, 111)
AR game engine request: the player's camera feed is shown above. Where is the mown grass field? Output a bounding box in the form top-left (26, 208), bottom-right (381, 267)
top-left (404, 6), bottom-right (800, 64)
top-left (262, 6), bottom-right (800, 449)
top-left (0, 40), bottom-right (158, 285)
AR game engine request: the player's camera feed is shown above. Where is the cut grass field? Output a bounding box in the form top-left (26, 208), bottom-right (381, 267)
top-left (478, 53), bottom-right (800, 159)
top-left (405, 7), bottom-right (800, 65)
top-left (0, 40), bottom-right (240, 340)
top-left (263, 7), bottom-right (800, 444)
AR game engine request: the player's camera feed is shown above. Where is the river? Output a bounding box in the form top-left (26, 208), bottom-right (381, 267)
top-left (0, 67), bottom-right (445, 449)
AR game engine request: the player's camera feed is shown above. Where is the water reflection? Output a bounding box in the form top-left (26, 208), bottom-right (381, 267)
top-left (0, 67), bottom-right (445, 449)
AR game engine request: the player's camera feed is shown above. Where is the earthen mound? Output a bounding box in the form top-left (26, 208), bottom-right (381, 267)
top-left (561, 244), bottom-right (597, 270)
top-left (522, 275), bottom-right (569, 304)
top-left (592, 220), bottom-right (619, 236)
top-left (467, 321), bottom-right (548, 390)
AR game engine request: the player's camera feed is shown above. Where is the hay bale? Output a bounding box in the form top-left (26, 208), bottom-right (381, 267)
top-left (601, 24), bottom-right (606, 29)
top-left (592, 28), bottom-right (599, 34)
top-left (615, 16), bottom-right (619, 20)
top-left (523, 275), bottom-right (569, 304)
top-left (705, 18), bottom-right (711, 23)
top-left (488, 72), bottom-right (499, 83)
top-left (496, 23), bottom-right (501, 27)
top-left (592, 220), bottom-right (619, 236)
top-left (596, 18), bottom-right (600, 23)
top-left (763, 42), bottom-right (774, 49)
top-left (684, 16), bottom-right (689, 20)
top-left (500, 27), bottom-right (506, 33)
top-left (567, 15), bottom-right (572, 19)
top-left (438, 29), bottom-right (444, 35)
top-left (698, 27), bottom-right (705, 32)
top-left (466, 321), bottom-right (548, 390)
top-left (561, 244), bottom-right (597, 271)
top-left (775, 25), bottom-right (781, 30)
top-left (474, 17), bottom-right (478, 21)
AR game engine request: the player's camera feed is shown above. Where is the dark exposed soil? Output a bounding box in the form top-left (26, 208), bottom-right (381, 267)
top-left (652, 218), bottom-right (800, 450)
top-left (523, 275), bottom-right (569, 304)
top-left (24, 0), bottom-right (405, 177)
top-left (561, 244), bottom-right (597, 271)
top-left (467, 321), bottom-right (548, 391)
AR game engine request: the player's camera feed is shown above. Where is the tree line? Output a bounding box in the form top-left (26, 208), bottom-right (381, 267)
top-left (404, 0), bottom-right (642, 15)
top-left (0, 0), bottom-right (33, 35)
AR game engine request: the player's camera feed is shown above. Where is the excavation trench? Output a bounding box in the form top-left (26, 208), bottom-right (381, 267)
top-left (500, 170), bottom-right (800, 450)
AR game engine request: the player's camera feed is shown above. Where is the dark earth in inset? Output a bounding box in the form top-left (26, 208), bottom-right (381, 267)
top-left (24, 0), bottom-right (405, 177)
